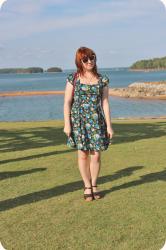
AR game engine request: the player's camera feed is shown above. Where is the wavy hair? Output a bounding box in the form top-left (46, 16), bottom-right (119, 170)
top-left (75, 47), bottom-right (100, 77)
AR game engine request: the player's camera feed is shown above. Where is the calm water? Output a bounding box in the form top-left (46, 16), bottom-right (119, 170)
top-left (0, 68), bottom-right (166, 121)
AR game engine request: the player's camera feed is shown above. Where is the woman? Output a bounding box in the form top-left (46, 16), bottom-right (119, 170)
top-left (63, 47), bottom-right (114, 202)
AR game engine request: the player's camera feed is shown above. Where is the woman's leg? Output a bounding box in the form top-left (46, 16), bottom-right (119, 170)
top-left (89, 150), bottom-right (101, 193)
top-left (78, 150), bottom-right (92, 195)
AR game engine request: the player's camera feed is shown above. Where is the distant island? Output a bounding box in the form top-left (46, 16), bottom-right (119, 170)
top-left (0, 67), bottom-right (63, 74)
top-left (46, 67), bottom-right (62, 73)
top-left (130, 56), bottom-right (166, 71)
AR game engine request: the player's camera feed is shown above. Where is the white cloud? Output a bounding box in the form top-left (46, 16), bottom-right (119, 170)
top-left (0, 0), bottom-right (156, 42)
top-left (0, 0), bottom-right (7, 10)
top-left (159, 0), bottom-right (166, 10)
top-left (0, 0), bottom-right (165, 68)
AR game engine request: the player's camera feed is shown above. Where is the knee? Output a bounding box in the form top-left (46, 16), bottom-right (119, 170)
top-left (93, 156), bottom-right (100, 162)
top-left (90, 153), bottom-right (101, 162)
top-left (78, 150), bottom-right (89, 160)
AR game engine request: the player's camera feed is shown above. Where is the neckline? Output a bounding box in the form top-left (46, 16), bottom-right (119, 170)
top-left (77, 77), bottom-right (101, 86)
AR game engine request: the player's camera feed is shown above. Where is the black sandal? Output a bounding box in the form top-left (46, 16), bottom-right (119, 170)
top-left (92, 185), bottom-right (102, 199)
top-left (84, 186), bottom-right (93, 201)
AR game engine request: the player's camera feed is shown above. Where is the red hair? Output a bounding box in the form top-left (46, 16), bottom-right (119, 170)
top-left (75, 47), bottom-right (100, 77)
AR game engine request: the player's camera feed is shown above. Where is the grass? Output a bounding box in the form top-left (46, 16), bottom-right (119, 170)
top-left (0, 119), bottom-right (165, 250)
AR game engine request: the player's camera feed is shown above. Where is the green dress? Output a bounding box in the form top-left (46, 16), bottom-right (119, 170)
top-left (66, 73), bottom-right (112, 151)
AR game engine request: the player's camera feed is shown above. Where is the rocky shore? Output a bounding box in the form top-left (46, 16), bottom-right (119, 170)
top-left (109, 81), bottom-right (166, 100)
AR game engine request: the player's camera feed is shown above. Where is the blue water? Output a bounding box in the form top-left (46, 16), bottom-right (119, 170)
top-left (0, 68), bottom-right (166, 121)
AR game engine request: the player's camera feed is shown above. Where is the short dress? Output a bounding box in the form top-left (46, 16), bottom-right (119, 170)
top-left (66, 73), bottom-right (112, 151)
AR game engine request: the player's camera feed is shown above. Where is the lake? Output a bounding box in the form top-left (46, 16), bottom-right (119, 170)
top-left (0, 68), bottom-right (166, 121)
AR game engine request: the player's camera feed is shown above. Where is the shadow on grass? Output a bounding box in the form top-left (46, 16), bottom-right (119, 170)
top-left (0, 122), bottom-right (166, 154)
top-left (113, 121), bottom-right (166, 144)
top-left (0, 168), bottom-right (46, 181)
top-left (0, 149), bottom-right (75, 165)
top-left (103, 168), bottom-right (166, 195)
top-left (0, 126), bottom-right (65, 153)
top-left (1, 165), bottom-right (165, 212)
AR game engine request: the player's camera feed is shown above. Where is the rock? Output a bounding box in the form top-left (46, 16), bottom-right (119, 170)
top-left (109, 81), bottom-right (166, 100)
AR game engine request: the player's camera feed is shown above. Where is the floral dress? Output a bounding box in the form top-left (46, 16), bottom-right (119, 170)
top-left (66, 73), bottom-right (112, 151)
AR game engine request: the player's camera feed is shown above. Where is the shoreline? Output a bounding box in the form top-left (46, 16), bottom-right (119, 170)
top-left (0, 90), bottom-right (65, 97)
top-left (0, 116), bottom-right (165, 124)
top-left (0, 89), bottom-right (166, 100)
top-left (129, 68), bottom-right (166, 72)
top-left (109, 90), bottom-right (166, 100)
top-left (0, 116), bottom-right (166, 124)
top-left (109, 81), bottom-right (166, 100)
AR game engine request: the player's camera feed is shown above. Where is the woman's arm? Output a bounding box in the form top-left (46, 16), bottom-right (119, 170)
top-left (63, 80), bottom-right (73, 136)
top-left (101, 85), bottom-right (114, 138)
top-left (101, 85), bottom-right (113, 129)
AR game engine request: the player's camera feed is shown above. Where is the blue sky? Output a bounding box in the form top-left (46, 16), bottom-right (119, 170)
top-left (0, 0), bottom-right (166, 69)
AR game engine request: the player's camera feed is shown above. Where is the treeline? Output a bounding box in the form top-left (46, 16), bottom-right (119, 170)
top-left (130, 56), bottom-right (166, 70)
top-left (0, 67), bottom-right (62, 74)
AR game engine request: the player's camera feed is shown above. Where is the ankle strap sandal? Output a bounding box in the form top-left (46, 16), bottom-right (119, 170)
top-left (92, 185), bottom-right (102, 199)
top-left (83, 186), bottom-right (93, 201)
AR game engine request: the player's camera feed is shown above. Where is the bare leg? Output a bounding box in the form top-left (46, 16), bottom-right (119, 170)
top-left (78, 150), bottom-right (92, 197)
top-left (89, 150), bottom-right (101, 194)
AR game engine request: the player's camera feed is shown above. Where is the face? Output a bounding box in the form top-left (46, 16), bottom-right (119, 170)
top-left (81, 54), bottom-right (96, 71)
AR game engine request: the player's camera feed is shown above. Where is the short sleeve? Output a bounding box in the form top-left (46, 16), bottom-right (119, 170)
top-left (66, 73), bottom-right (75, 86)
top-left (101, 75), bottom-right (109, 87)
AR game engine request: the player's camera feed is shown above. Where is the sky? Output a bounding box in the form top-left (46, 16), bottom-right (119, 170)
top-left (0, 0), bottom-right (166, 70)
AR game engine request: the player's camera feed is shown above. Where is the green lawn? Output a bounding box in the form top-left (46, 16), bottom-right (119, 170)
top-left (0, 119), bottom-right (165, 250)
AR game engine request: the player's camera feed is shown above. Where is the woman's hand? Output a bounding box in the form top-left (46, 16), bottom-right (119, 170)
top-left (107, 126), bottom-right (114, 139)
top-left (63, 124), bottom-right (72, 137)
